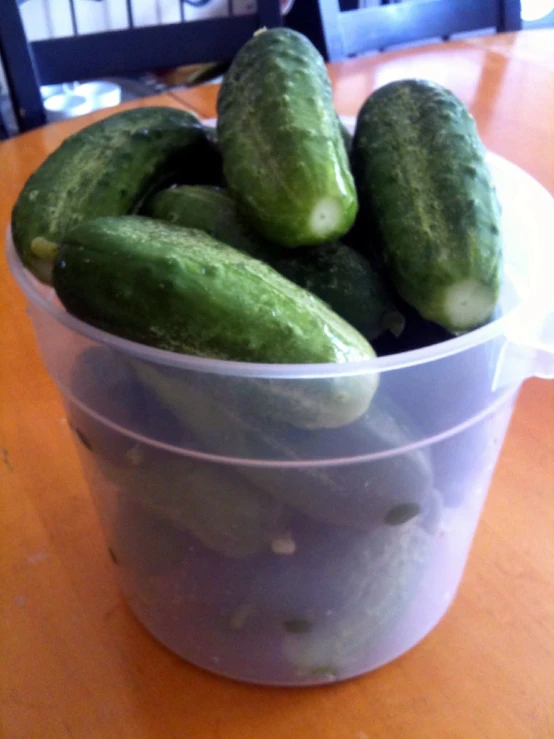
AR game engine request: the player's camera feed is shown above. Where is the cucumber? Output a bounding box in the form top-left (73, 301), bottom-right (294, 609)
top-left (67, 347), bottom-right (283, 558)
top-left (352, 79), bottom-right (503, 332)
top-left (217, 28), bottom-right (358, 247)
top-left (274, 243), bottom-right (405, 341)
top-left (127, 362), bottom-right (434, 531)
top-left (109, 491), bottom-right (191, 576)
top-left (72, 403), bottom-right (284, 559)
top-left (106, 452), bottom-right (283, 559)
top-left (278, 517), bottom-right (433, 679)
top-left (231, 395), bottom-right (437, 533)
top-left (215, 511), bottom-right (433, 680)
top-left (50, 216), bottom-right (376, 369)
top-left (144, 186), bottom-right (403, 341)
top-left (142, 185), bottom-right (269, 260)
top-left (12, 106), bottom-right (206, 284)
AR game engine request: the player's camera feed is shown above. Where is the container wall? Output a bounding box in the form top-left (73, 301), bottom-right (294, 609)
top-left (27, 297), bottom-right (521, 684)
top-left (11, 134), bottom-right (551, 683)
top-left (28, 303), bottom-right (519, 461)
top-left (61, 382), bottom-right (517, 685)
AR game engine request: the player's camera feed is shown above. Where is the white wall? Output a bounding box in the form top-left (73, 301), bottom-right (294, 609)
top-left (19, 0), bottom-right (257, 41)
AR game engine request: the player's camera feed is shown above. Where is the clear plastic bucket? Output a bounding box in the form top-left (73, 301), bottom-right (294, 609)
top-left (7, 150), bottom-right (554, 686)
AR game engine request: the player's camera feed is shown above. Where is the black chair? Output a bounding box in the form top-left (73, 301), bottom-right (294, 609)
top-left (0, 0), bottom-right (281, 133)
top-left (315, 0), bottom-right (522, 61)
top-left (0, 103), bottom-right (9, 140)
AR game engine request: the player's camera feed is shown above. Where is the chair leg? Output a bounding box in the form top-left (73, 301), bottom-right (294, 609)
top-left (285, 0), bottom-right (328, 58)
top-left (499, 0), bottom-right (522, 31)
top-left (0, 0), bottom-right (46, 132)
top-left (0, 108), bottom-right (9, 140)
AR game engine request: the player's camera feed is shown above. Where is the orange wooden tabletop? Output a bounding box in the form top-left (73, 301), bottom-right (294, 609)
top-left (1, 31), bottom-right (553, 739)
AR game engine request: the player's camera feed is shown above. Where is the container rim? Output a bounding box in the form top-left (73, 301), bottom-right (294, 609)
top-left (6, 142), bottom-right (553, 380)
top-left (6, 226), bottom-right (512, 378)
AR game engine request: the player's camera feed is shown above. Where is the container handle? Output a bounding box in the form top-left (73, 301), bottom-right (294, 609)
top-left (494, 306), bottom-right (554, 389)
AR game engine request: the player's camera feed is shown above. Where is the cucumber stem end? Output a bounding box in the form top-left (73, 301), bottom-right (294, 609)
top-left (309, 198), bottom-right (342, 240)
top-left (442, 279), bottom-right (497, 332)
top-left (31, 236), bottom-right (58, 263)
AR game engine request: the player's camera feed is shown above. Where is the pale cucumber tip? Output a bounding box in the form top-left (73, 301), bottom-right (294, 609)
top-left (30, 236), bottom-right (58, 262)
top-left (442, 279), bottom-right (497, 331)
top-left (28, 236), bottom-right (57, 284)
top-left (309, 198), bottom-right (342, 240)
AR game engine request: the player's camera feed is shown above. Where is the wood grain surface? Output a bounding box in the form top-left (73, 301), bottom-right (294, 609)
top-left (1, 33), bottom-right (553, 739)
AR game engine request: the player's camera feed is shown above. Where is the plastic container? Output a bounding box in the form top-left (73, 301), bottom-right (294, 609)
top-left (6, 148), bottom-right (554, 686)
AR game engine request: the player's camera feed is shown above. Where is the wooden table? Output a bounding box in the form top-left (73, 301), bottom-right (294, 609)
top-left (1, 30), bottom-right (553, 739)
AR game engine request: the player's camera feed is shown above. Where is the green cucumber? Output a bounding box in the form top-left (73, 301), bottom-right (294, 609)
top-left (127, 363), bottom-right (433, 529)
top-left (70, 400), bottom-right (283, 559)
top-left (12, 106), bottom-right (206, 284)
top-left (274, 243), bottom-right (405, 341)
top-left (105, 453), bottom-right (283, 559)
top-left (238, 402), bottom-right (436, 532)
top-left (220, 514), bottom-right (434, 679)
top-left (109, 491), bottom-right (190, 575)
top-left (217, 28), bottom-right (358, 246)
top-left (352, 78), bottom-right (503, 332)
top-left (49, 216), bottom-right (376, 369)
top-left (49, 215), bottom-right (377, 429)
top-left (235, 396), bottom-right (436, 532)
top-left (143, 186), bottom-right (403, 341)
top-left (142, 185), bottom-right (269, 260)
top-left (279, 518), bottom-right (433, 678)
top-left (67, 346), bottom-right (283, 558)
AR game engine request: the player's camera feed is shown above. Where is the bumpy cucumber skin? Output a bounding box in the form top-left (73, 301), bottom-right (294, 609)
top-left (12, 107), bottom-right (206, 284)
top-left (352, 79), bottom-right (502, 331)
top-left (124, 364), bottom-right (433, 529)
top-left (99, 451), bottom-right (283, 559)
top-left (217, 28), bottom-right (358, 247)
top-left (52, 216), bottom-right (375, 366)
top-left (274, 243), bottom-right (403, 341)
top-left (67, 346), bottom-right (283, 558)
top-left (279, 517), bottom-right (433, 678)
top-left (144, 186), bottom-right (402, 341)
top-left (232, 396), bottom-right (436, 531)
top-left (142, 185), bottom-right (269, 260)
top-left (69, 401), bottom-right (284, 561)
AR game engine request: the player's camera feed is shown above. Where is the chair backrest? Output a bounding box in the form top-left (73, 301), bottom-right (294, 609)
top-left (0, 0), bottom-right (282, 133)
top-left (318, 0), bottom-right (521, 61)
